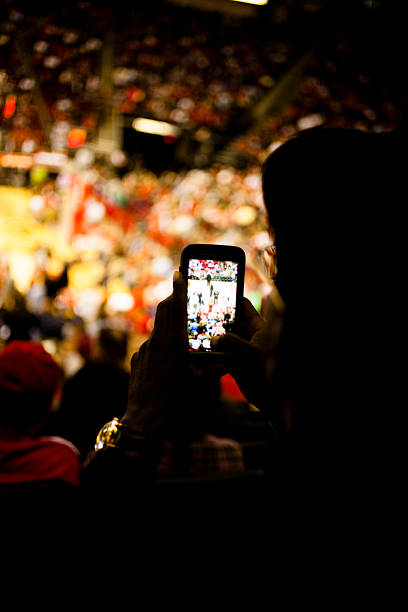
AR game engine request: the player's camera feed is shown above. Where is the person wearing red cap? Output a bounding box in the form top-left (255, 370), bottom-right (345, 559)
top-left (0, 341), bottom-right (80, 492)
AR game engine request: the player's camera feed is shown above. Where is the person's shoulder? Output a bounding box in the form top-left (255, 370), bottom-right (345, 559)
top-left (36, 436), bottom-right (80, 458)
top-left (30, 436), bottom-right (81, 486)
top-left (64, 360), bottom-right (123, 383)
top-left (63, 360), bottom-right (93, 382)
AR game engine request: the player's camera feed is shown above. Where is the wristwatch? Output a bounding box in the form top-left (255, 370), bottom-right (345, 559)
top-left (95, 418), bottom-right (146, 454)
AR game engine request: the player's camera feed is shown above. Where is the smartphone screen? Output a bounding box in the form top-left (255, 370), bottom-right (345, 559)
top-left (186, 258), bottom-right (239, 352)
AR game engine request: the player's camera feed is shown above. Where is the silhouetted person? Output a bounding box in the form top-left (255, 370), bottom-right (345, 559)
top-left (52, 327), bottom-right (130, 461)
top-left (81, 127), bottom-right (406, 524)
top-left (259, 127), bottom-right (405, 449)
top-left (0, 291), bottom-right (39, 343)
top-left (0, 341), bottom-right (80, 493)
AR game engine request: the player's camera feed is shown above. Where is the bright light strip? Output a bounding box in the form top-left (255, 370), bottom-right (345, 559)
top-left (33, 152), bottom-right (67, 167)
top-left (132, 118), bottom-right (180, 137)
top-left (231, 0), bottom-right (268, 5)
top-left (0, 154), bottom-right (33, 169)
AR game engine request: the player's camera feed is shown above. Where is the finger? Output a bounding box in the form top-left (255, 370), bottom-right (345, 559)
top-left (212, 332), bottom-right (258, 362)
top-left (129, 342), bottom-right (149, 376)
top-left (152, 295), bottom-right (172, 334)
top-left (172, 271), bottom-right (186, 325)
top-left (128, 349), bottom-right (141, 397)
top-left (130, 350), bottom-right (138, 372)
top-left (242, 297), bottom-right (264, 336)
top-left (171, 270), bottom-right (188, 346)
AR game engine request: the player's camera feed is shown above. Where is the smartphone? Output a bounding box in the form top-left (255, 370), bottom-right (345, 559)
top-left (180, 243), bottom-right (245, 362)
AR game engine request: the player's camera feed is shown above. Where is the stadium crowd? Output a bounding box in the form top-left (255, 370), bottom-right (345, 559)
top-left (1, 1), bottom-right (108, 154)
top-left (113, 3), bottom-right (299, 134)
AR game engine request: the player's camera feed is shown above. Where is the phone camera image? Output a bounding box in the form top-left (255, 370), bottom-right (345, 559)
top-left (187, 258), bottom-right (238, 352)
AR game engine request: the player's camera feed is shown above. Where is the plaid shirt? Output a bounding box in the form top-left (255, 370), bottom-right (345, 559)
top-left (157, 433), bottom-right (245, 477)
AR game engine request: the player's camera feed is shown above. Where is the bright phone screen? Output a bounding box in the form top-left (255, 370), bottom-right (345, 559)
top-left (187, 258), bottom-right (238, 351)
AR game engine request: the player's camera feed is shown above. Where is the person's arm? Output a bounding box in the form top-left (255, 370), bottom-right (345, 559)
top-left (80, 271), bottom-right (191, 490)
top-left (81, 274), bottom-right (284, 491)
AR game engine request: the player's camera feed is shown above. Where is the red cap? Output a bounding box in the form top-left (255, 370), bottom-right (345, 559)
top-left (0, 341), bottom-right (61, 396)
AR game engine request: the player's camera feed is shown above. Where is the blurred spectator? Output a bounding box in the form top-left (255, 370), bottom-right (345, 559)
top-left (0, 340), bottom-right (80, 491)
top-left (0, 289), bottom-right (39, 343)
top-left (36, 297), bottom-right (65, 340)
top-left (50, 326), bottom-right (130, 460)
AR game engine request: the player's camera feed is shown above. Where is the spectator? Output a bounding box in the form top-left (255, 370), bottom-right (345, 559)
top-left (51, 326), bottom-right (130, 460)
top-left (217, 127), bottom-right (406, 456)
top-left (0, 289), bottom-right (39, 343)
top-left (0, 340), bottom-right (80, 492)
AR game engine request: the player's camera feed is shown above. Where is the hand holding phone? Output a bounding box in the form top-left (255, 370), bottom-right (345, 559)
top-left (180, 243), bottom-right (246, 365)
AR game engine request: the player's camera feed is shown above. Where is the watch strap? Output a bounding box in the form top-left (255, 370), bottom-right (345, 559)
top-left (95, 418), bottom-right (146, 453)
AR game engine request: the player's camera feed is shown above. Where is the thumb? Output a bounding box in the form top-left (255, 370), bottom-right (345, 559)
top-left (212, 332), bottom-right (259, 362)
top-left (211, 332), bottom-right (267, 407)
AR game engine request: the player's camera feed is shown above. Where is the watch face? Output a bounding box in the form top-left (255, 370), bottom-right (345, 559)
top-left (95, 418), bottom-right (122, 452)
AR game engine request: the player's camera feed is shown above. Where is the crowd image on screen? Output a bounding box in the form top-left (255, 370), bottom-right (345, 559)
top-left (187, 259), bottom-right (238, 351)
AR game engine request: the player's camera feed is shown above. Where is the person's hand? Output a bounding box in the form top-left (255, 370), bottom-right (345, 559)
top-left (211, 287), bottom-right (285, 409)
top-left (122, 271), bottom-right (190, 437)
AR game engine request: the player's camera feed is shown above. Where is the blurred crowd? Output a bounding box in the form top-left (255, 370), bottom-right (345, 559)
top-left (113, 3), bottom-right (299, 134)
top-left (2, 1), bottom-right (406, 159)
top-left (0, 1), bottom-right (302, 155)
top-left (230, 16), bottom-right (407, 165)
top-left (1, 1), bottom-right (407, 382)
top-left (0, 158), bottom-right (270, 375)
top-left (0, 1), bottom-right (108, 154)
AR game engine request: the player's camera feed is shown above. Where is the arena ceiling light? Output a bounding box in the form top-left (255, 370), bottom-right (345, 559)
top-left (132, 118), bottom-right (181, 137)
top-left (231, 0), bottom-right (269, 5)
